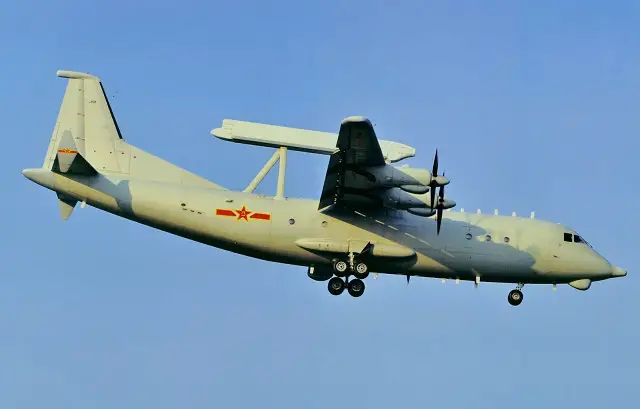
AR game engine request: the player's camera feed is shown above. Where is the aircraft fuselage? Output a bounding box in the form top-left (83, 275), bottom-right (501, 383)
top-left (23, 169), bottom-right (622, 287)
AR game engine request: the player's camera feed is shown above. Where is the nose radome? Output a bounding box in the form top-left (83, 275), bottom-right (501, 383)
top-left (612, 266), bottom-right (627, 277)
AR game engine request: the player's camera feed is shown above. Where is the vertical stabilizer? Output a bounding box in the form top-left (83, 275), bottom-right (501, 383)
top-left (56, 193), bottom-right (77, 220)
top-left (44, 70), bottom-right (127, 175)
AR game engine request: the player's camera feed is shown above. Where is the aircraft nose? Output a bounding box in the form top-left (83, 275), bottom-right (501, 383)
top-left (612, 265), bottom-right (627, 277)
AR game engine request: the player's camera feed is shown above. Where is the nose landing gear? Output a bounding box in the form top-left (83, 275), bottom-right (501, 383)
top-left (508, 283), bottom-right (524, 306)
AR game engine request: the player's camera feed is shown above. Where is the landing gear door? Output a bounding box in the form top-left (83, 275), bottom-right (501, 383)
top-left (348, 239), bottom-right (370, 255)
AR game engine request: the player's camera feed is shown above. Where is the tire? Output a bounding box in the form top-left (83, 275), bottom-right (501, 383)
top-left (347, 278), bottom-right (366, 297)
top-left (353, 262), bottom-right (369, 280)
top-left (328, 277), bottom-right (345, 296)
top-left (508, 289), bottom-right (523, 306)
top-left (333, 260), bottom-right (348, 276)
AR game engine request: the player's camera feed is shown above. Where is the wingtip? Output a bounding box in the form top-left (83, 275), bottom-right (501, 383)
top-left (56, 70), bottom-right (101, 81)
top-left (341, 116), bottom-right (371, 125)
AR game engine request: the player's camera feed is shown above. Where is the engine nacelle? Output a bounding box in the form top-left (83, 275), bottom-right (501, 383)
top-left (379, 188), bottom-right (429, 210)
top-left (407, 208), bottom-right (436, 217)
top-left (378, 188), bottom-right (456, 212)
top-left (362, 165), bottom-right (431, 190)
top-left (400, 184), bottom-right (430, 194)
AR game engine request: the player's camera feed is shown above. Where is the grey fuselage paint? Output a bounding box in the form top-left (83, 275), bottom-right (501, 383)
top-left (23, 168), bottom-right (617, 285)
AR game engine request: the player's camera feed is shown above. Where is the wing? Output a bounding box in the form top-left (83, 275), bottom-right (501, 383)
top-left (318, 117), bottom-right (387, 210)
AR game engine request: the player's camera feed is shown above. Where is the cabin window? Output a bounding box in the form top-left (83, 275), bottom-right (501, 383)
top-left (485, 235), bottom-right (492, 242)
top-left (504, 236), bottom-right (510, 243)
top-left (289, 218), bottom-right (295, 225)
top-left (563, 233), bottom-right (572, 242)
top-left (321, 221), bottom-right (328, 228)
top-left (465, 233), bottom-right (472, 240)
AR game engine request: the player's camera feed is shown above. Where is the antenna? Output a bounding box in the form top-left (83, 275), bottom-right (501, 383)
top-left (512, 211), bottom-right (516, 216)
top-left (494, 209), bottom-right (499, 215)
top-left (530, 211), bottom-right (535, 219)
top-left (477, 209), bottom-right (481, 214)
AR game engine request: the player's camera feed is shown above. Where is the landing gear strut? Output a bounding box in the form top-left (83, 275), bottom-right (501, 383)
top-left (508, 283), bottom-right (524, 306)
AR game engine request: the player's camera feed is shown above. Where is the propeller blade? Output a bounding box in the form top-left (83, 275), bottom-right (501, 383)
top-left (436, 183), bottom-right (445, 235)
top-left (430, 187), bottom-right (436, 210)
top-left (430, 150), bottom-right (438, 210)
top-left (406, 274), bottom-right (410, 284)
top-left (432, 149), bottom-right (439, 177)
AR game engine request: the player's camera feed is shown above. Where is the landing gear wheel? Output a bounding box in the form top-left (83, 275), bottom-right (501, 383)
top-left (328, 277), bottom-right (345, 296)
top-left (508, 289), bottom-right (523, 306)
top-left (347, 278), bottom-right (366, 297)
top-left (333, 260), bottom-right (348, 276)
top-left (353, 262), bottom-right (369, 280)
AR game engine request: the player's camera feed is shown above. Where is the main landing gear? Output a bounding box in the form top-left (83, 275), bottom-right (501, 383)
top-left (328, 258), bottom-right (369, 297)
top-left (508, 283), bottom-right (524, 306)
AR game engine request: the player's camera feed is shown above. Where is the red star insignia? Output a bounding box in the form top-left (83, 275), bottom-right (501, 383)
top-left (235, 205), bottom-right (252, 221)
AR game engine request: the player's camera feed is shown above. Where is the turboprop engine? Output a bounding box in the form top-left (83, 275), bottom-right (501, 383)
top-left (378, 188), bottom-right (456, 212)
top-left (361, 164), bottom-right (449, 194)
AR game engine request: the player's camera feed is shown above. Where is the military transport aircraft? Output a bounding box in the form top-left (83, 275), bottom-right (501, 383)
top-left (22, 70), bottom-right (627, 306)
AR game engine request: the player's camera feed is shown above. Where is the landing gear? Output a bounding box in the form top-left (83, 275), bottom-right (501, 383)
top-left (328, 256), bottom-right (370, 297)
top-left (328, 277), bottom-right (345, 296)
top-left (347, 278), bottom-right (365, 297)
top-left (333, 260), bottom-right (348, 276)
top-left (508, 283), bottom-right (524, 306)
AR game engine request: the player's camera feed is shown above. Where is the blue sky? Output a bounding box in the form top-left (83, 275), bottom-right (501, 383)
top-left (1, 1), bottom-right (638, 407)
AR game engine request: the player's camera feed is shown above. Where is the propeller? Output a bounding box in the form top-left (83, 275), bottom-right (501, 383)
top-left (429, 150), bottom-right (439, 210)
top-left (428, 150), bottom-right (449, 235)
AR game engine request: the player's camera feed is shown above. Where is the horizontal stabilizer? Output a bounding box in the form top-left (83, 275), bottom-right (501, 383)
top-left (57, 193), bottom-right (77, 220)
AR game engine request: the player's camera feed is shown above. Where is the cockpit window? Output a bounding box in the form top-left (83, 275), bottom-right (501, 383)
top-left (565, 233), bottom-right (593, 248)
top-left (575, 234), bottom-right (593, 248)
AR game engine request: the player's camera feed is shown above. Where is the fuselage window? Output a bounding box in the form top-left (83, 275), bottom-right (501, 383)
top-left (485, 235), bottom-right (492, 242)
top-left (504, 236), bottom-right (510, 243)
top-left (563, 233), bottom-right (572, 242)
top-left (465, 233), bottom-right (472, 240)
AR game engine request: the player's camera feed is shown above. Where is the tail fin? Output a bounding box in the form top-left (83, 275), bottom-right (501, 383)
top-left (44, 70), bottom-right (128, 175)
top-left (33, 70), bottom-right (225, 221)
